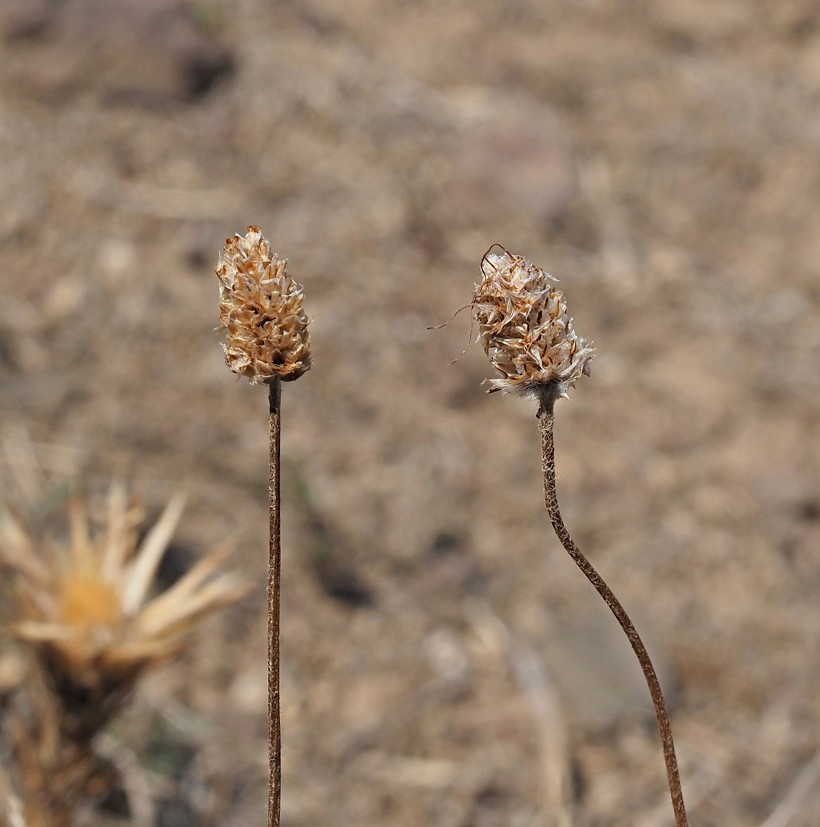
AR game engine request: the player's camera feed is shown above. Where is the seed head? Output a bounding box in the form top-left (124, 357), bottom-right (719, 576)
top-left (473, 246), bottom-right (595, 406)
top-left (216, 226), bottom-right (311, 384)
top-left (0, 486), bottom-right (246, 735)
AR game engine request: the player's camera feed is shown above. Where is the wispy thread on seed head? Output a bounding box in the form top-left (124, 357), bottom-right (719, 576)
top-left (472, 245), bottom-right (595, 407)
top-left (216, 226), bottom-right (311, 385)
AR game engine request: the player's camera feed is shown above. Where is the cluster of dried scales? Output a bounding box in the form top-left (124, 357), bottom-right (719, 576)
top-left (216, 226), bottom-right (312, 385)
top-left (473, 245), bottom-right (595, 407)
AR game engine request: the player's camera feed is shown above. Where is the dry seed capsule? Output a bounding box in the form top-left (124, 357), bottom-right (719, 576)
top-left (217, 226), bottom-right (311, 384)
top-left (472, 245), bottom-right (594, 406)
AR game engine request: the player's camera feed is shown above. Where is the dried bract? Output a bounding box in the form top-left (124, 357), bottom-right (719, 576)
top-left (473, 246), bottom-right (595, 406)
top-left (217, 226), bottom-right (311, 384)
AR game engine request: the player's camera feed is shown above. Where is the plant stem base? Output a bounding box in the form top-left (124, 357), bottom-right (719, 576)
top-left (268, 379), bottom-right (282, 827)
top-left (538, 401), bottom-right (688, 827)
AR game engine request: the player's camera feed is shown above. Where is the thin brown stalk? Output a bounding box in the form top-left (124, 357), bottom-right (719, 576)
top-left (537, 400), bottom-right (688, 827)
top-left (217, 228), bottom-right (310, 825)
top-left (268, 378), bottom-right (282, 827)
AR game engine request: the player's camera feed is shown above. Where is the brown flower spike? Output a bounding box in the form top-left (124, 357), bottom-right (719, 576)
top-left (473, 245), bottom-right (595, 406)
top-left (469, 245), bottom-right (689, 827)
top-left (217, 227), bottom-right (311, 384)
top-left (215, 226), bottom-right (311, 827)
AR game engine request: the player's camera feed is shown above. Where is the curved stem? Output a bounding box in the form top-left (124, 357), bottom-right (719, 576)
top-left (538, 401), bottom-right (688, 827)
top-left (268, 379), bottom-right (282, 827)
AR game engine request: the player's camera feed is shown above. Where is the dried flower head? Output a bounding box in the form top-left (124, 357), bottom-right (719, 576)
top-left (217, 226), bottom-right (311, 384)
top-left (0, 486), bottom-right (246, 735)
top-left (472, 245), bottom-right (595, 406)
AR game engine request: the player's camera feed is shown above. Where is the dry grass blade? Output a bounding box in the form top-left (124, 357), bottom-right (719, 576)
top-left (121, 492), bottom-right (187, 615)
top-left (101, 483), bottom-right (133, 582)
top-left (760, 749), bottom-right (820, 827)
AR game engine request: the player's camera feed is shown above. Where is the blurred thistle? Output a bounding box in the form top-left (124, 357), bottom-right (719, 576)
top-left (216, 226), bottom-right (310, 827)
top-left (0, 484), bottom-right (246, 826)
top-left (216, 226), bottom-right (311, 384)
top-left (473, 245), bottom-right (595, 406)
top-left (470, 246), bottom-right (689, 827)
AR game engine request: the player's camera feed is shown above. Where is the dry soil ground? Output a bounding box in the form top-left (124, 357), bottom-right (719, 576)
top-left (1, 1), bottom-right (819, 826)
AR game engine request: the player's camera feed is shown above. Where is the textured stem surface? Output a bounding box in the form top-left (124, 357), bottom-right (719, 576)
top-left (268, 379), bottom-right (282, 827)
top-left (538, 402), bottom-right (688, 827)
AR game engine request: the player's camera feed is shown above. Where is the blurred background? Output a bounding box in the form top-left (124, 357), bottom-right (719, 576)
top-left (1, 0), bottom-right (819, 825)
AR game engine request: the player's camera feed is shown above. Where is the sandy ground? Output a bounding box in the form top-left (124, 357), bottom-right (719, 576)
top-left (1, 1), bottom-right (819, 825)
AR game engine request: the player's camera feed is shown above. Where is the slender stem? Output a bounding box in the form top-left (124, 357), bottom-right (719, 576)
top-left (537, 401), bottom-right (688, 827)
top-left (268, 379), bottom-right (282, 827)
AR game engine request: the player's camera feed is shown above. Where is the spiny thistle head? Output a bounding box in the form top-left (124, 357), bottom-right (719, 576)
top-left (216, 226), bottom-right (311, 384)
top-left (0, 486), bottom-right (246, 732)
top-left (472, 245), bottom-right (595, 407)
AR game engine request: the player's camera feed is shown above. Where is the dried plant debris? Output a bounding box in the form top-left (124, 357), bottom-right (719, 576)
top-left (0, 485), bottom-right (246, 825)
